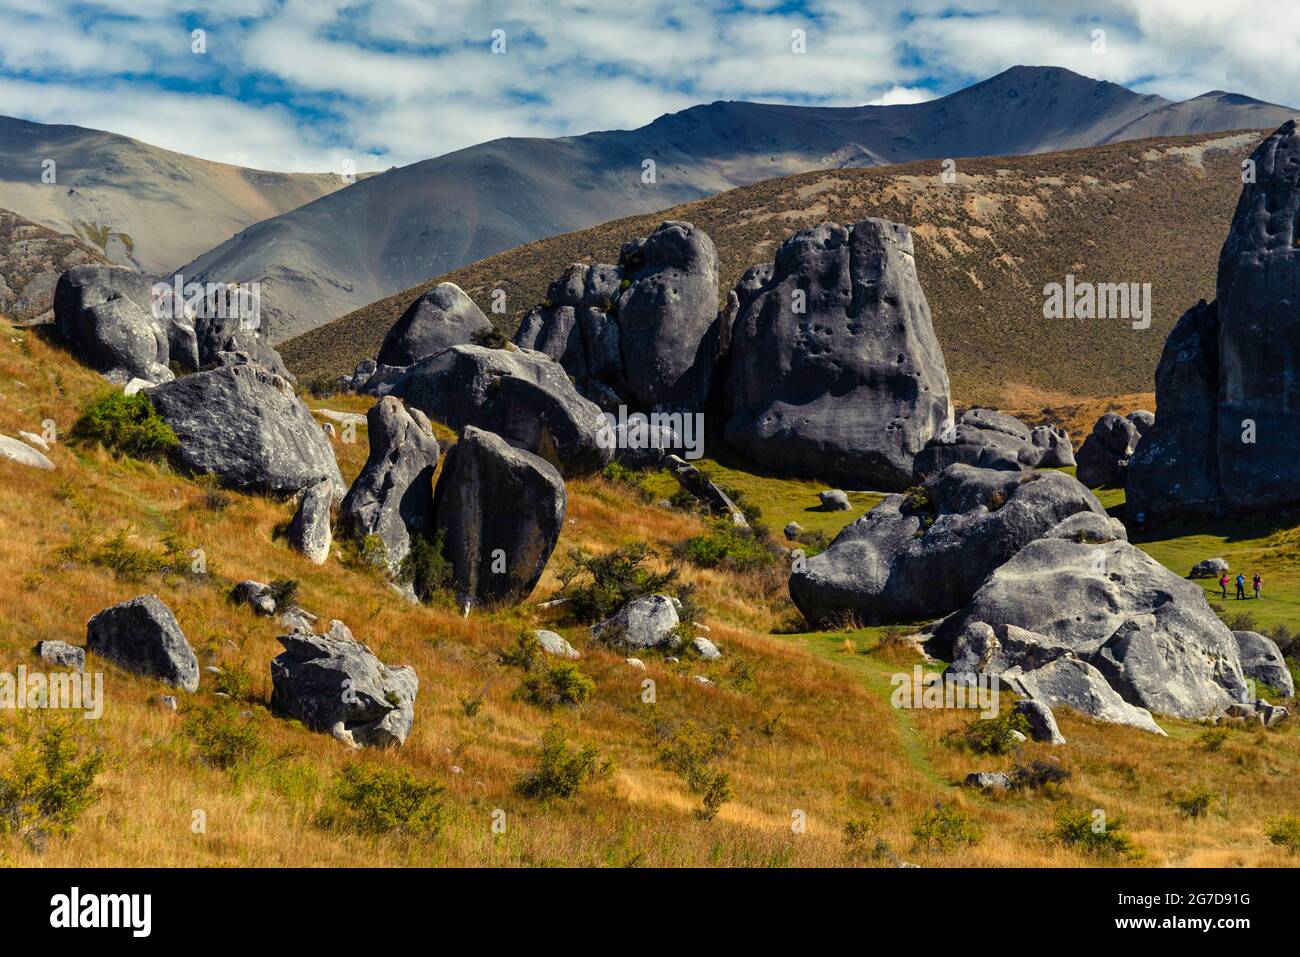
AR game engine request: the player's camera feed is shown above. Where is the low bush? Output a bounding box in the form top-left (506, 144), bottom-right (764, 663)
top-left (183, 703), bottom-right (262, 770)
top-left (912, 801), bottom-right (982, 851)
top-left (652, 718), bottom-right (737, 820)
top-left (71, 391), bottom-right (178, 461)
top-left (1053, 805), bottom-right (1138, 859)
top-left (1009, 760), bottom-right (1072, 793)
top-left (317, 763), bottom-right (445, 838)
top-left (400, 531), bottom-right (454, 602)
top-left (1171, 787), bottom-right (1214, 818)
top-left (516, 724), bottom-right (612, 799)
top-left (0, 719), bottom-right (105, 851)
top-left (555, 542), bottom-right (678, 623)
top-left (946, 711), bottom-right (1030, 756)
top-left (679, 520), bottom-right (776, 572)
top-left (516, 662), bottom-right (596, 709)
top-left (1265, 816), bottom-right (1300, 854)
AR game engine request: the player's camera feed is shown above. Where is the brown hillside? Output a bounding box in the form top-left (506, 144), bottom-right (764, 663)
top-left (0, 209), bottom-right (108, 323)
top-left (281, 129), bottom-right (1265, 407)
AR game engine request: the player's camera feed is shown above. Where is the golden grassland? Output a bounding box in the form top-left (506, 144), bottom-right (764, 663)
top-left (0, 323), bottom-right (1295, 867)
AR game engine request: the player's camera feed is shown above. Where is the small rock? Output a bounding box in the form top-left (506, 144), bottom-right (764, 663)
top-left (1008, 729), bottom-right (1028, 743)
top-left (232, 580), bottom-right (277, 615)
top-left (17, 430), bottom-right (49, 451)
top-left (964, 771), bottom-right (1012, 790)
top-left (35, 640), bottom-right (84, 670)
top-left (784, 521), bottom-right (804, 540)
top-left (1190, 557), bottom-right (1230, 579)
top-left (694, 675), bottom-right (713, 685)
top-left (0, 434), bottom-right (54, 470)
top-left (287, 478), bottom-right (333, 565)
top-left (534, 629), bottom-right (580, 659)
top-left (625, 658), bottom-right (646, 670)
top-left (691, 636), bottom-right (722, 660)
top-left (819, 489), bottom-right (851, 511)
top-left (160, 695), bottom-right (178, 711)
top-left (592, 595), bottom-right (682, 651)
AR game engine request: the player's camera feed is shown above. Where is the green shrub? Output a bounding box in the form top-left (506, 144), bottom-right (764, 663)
top-left (912, 801), bottom-right (982, 851)
top-left (601, 461), bottom-right (652, 499)
top-left (317, 763), bottom-right (445, 838)
top-left (471, 328), bottom-right (507, 349)
top-left (213, 660), bottom-right (255, 701)
top-left (183, 702), bottom-right (262, 770)
top-left (555, 542), bottom-right (678, 623)
top-left (679, 521), bottom-right (776, 572)
top-left (1053, 805), bottom-right (1138, 858)
top-left (400, 531), bottom-right (453, 602)
top-left (517, 662), bottom-right (596, 709)
top-left (71, 391), bottom-right (178, 460)
top-left (58, 529), bottom-right (199, 582)
top-left (1197, 726), bottom-right (1231, 752)
top-left (516, 724), bottom-right (612, 799)
top-left (1009, 760), bottom-right (1072, 793)
top-left (945, 710), bottom-right (1030, 756)
top-left (499, 632), bottom-right (541, 671)
top-left (0, 719), bottom-right (105, 850)
top-left (1171, 787), bottom-right (1214, 818)
top-left (652, 718), bottom-right (737, 819)
top-left (1266, 816), bottom-right (1300, 853)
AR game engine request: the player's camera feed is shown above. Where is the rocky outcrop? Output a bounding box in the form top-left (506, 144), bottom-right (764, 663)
top-left (789, 465), bottom-right (1106, 626)
top-left (288, 479), bottom-right (334, 565)
top-left (431, 426), bottom-right (566, 609)
top-left (513, 221), bottom-right (720, 411)
top-left (721, 219), bottom-right (952, 489)
top-left (392, 344), bottom-right (612, 477)
top-left (1074, 412), bottom-right (1141, 488)
top-left (270, 619), bottom-right (417, 748)
top-left (1129, 122), bottom-right (1300, 521)
top-left (1013, 699), bottom-right (1065, 744)
top-left (148, 362), bottom-right (344, 500)
top-left (591, 595), bottom-right (683, 651)
top-left (339, 397), bottom-right (440, 573)
top-left (53, 265), bottom-right (172, 385)
top-left (933, 536), bottom-right (1248, 720)
top-left (1233, 631), bottom-right (1295, 697)
top-left (377, 282), bottom-right (492, 367)
top-left (914, 408), bottom-right (1074, 476)
top-left (86, 595), bottom-right (199, 692)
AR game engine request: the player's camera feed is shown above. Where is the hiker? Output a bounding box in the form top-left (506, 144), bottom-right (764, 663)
top-left (1219, 572), bottom-right (1229, 600)
top-left (1253, 573), bottom-right (1263, 599)
top-left (1236, 573), bottom-right (1247, 600)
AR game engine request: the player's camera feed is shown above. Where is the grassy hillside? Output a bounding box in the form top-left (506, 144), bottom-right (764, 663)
top-left (1, 323), bottom-right (1295, 867)
top-left (281, 129), bottom-right (1266, 408)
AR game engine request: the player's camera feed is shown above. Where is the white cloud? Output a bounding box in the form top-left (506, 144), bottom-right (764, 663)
top-left (866, 85), bottom-right (937, 106)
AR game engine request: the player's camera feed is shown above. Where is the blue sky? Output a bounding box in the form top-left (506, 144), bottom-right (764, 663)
top-left (0, 0), bottom-right (1293, 172)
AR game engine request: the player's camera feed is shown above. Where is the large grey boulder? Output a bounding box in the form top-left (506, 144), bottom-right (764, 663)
top-left (287, 478), bottom-right (333, 565)
top-left (1074, 412), bottom-right (1141, 488)
top-left (339, 397), bottom-right (440, 573)
top-left (915, 408), bottom-right (1075, 477)
top-left (193, 310), bottom-right (294, 382)
top-left (392, 344), bottom-right (612, 477)
top-left (54, 266), bottom-right (172, 385)
top-left (377, 282), bottom-right (492, 367)
top-left (933, 536), bottom-right (1249, 720)
top-left (148, 363), bottom-right (344, 499)
top-left (534, 629), bottom-right (580, 659)
top-left (789, 465), bottom-right (1106, 626)
top-left (513, 222), bottom-right (720, 411)
top-left (1129, 121), bottom-right (1300, 522)
top-left (1190, 557), bottom-right (1229, 579)
top-left (591, 595), bottom-right (683, 651)
top-left (1233, 631), bottom-right (1295, 697)
top-left (86, 595), bottom-right (199, 692)
top-left (270, 619), bottom-right (417, 748)
top-left (721, 219), bottom-right (952, 490)
top-left (431, 426), bottom-right (565, 609)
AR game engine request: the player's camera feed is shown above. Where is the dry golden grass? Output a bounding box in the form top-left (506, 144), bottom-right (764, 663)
top-left (0, 323), bottom-right (1294, 867)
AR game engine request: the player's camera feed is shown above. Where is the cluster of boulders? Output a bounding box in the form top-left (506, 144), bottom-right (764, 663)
top-left (914, 408), bottom-right (1074, 477)
top-left (1128, 120), bottom-right (1300, 521)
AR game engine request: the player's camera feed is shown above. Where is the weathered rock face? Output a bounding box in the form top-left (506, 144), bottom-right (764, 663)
top-left (513, 222), bottom-right (720, 412)
top-left (339, 397), bottom-right (440, 573)
top-left (1074, 412), bottom-right (1141, 488)
top-left (789, 465), bottom-right (1106, 626)
top-left (432, 426), bottom-right (566, 609)
top-left (1130, 122), bottom-right (1300, 521)
top-left (288, 479), bottom-right (334, 565)
top-left (392, 344), bottom-right (612, 476)
top-left (54, 266), bottom-right (172, 385)
top-left (193, 311), bottom-right (294, 382)
top-left (591, 595), bottom-right (683, 651)
top-left (914, 409), bottom-right (1074, 476)
top-left (148, 363), bottom-right (344, 499)
top-left (933, 537), bottom-right (1248, 720)
top-left (377, 282), bottom-right (492, 367)
top-left (1233, 631), bottom-right (1295, 697)
top-left (270, 619), bottom-right (417, 748)
top-left (1012, 699), bottom-right (1065, 744)
top-left (721, 219), bottom-right (952, 489)
top-left (86, 595), bottom-right (199, 692)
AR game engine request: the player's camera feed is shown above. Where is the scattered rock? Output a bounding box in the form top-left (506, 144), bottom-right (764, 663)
top-left (664, 454), bottom-right (747, 526)
top-left (377, 282), bottom-right (492, 367)
top-left (1013, 699), bottom-right (1066, 744)
top-left (690, 636), bottom-right (722, 660)
top-left (819, 489), bottom-right (851, 511)
top-left (0, 434), bottom-right (54, 469)
top-left (86, 595), bottom-right (199, 692)
top-left (338, 396), bottom-right (440, 573)
top-left (1232, 631), bottom-right (1295, 697)
top-left (534, 630), bottom-right (580, 659)
top-left (592, 595), bottom-right (682, 651)
top-left (160, 695), bottom-right (178, 711)
top-left (232, 580), bottom-right (277, 615)
top-left (288, 478), bottom-right (333, 565)
top-left (721, 219), bottom-right (952, 489)
top-left (17, 430), bottom-right (48, 451)
top-left (625, 657), bottom-right (646, 670)
top-left (270, 619), bottom-right (417, 748)
top-left (784, 521), bottom-right (803, 540)
top-left (694, 675), bottom-right (713, 685)
top-left (35, 639), bottom-right (84, 670)
top-left (432, 426), bottom-right (566, 609)
top-left (1190, 557), bottom-right (1229, 579)
top-left (964, 771), bottom-right (1012, 790)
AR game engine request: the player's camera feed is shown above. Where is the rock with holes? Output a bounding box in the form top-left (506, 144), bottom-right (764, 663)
top-left (339, 397), bottom-right (440, 573)
top-left (86, 595), bottom-right (199, 692)
top-left (432, 426), bottom-right (565, 609)
top-left (288, 478), bottom-right (333, 565)
top-left (378, 282), bottom-right (492, 367)
top-left (789, 465), bottom-right (1106, 627)
top-left (915, 408), bottom-right (1075, 476)
top-left (721, 219), bottom-right (952, 490)
top-left (270, 619), bottom-right (417, 748)
top-left (148, 362), bottom-right (344, 499)
top-left (392, 344), bottom-right (612, 476)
